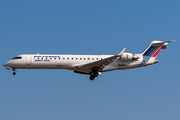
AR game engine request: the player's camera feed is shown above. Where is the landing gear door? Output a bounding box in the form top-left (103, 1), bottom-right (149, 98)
top-left (26, 55), bottom-right (32, 65)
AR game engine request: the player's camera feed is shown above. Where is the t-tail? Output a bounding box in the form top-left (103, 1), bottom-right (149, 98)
top-left (141, 40), bottom-right (175, 58)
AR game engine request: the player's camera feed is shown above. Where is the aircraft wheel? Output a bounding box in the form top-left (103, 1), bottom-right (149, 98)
top-left (89, 75), bottom-right (95, 81)
top-left (13, 72), bottom-right (16, 75)
top-left (94, 72), bottom-right (98, 77)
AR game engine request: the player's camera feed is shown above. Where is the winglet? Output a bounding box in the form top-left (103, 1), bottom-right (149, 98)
top-left (117, 48), bottom-right (126, 56)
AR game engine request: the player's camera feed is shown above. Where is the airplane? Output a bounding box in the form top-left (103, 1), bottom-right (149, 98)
top-left (3, 40), bottom-right (174, 80)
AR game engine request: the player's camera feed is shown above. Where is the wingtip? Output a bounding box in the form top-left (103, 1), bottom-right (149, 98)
top-left (118, 48), bottom-right (126, 56)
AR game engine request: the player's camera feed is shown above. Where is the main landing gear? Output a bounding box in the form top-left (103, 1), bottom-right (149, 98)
top-left (89, 70), bottom-right (99, 81)
top-left (89, 75), bottom-right (95, 80)
top-left (12, 68), bottom-right (16, 75)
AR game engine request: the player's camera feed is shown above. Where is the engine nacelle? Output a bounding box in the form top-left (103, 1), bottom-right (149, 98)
top-left (120, 53), bottom-right (135, 61)
top-left (120, 53), bottom-right (139, 61)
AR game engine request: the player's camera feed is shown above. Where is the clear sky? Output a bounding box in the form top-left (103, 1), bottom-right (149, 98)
top-left (0, 0), bottom-right (179, 120)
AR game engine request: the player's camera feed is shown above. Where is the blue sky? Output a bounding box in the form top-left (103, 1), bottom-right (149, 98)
top-left (0, 0), bottom-right (179, 120)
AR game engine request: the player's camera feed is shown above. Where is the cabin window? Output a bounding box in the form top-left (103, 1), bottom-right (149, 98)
top-left (92, 58), bottom-right (94, 60)
top-left (63, 58), bottom-right (65, 60)
top-left (54, 58), bottom-right (56, 60)
top-left (72, 58), bottom-right (73, 60)
top-left (38, 58), bottom-right (39, 60)
top-left (80, 58), bottom-right (82, 60)
top-left (88, 58), bottom-right (90, 60)
top-left (84, 58), bottom-right (86, 60)
top-left (41, 58), bottom-right (43, 59)
top-left (67, 58), bottom-right (69, 60)
top-left (50, 58), bottom-right (52, 59)
top-left (46, 58), bottom-right (47, 59)
top-left (76, 58), bottom-right (78, 60)
top-left (59, 58), bottom-right (60, 60)
top-left (97, 58), bottom-right (98, 60)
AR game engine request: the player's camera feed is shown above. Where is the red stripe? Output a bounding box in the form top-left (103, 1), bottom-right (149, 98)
top-left (152, 46), bottom-right (162, 57)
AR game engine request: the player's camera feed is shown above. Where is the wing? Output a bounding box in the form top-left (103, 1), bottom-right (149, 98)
top-left (74, 48), bottom-right (126, 74)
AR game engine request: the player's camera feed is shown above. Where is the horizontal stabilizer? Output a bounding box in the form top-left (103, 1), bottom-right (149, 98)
top-left (152, 40), bottom-right (176, 46)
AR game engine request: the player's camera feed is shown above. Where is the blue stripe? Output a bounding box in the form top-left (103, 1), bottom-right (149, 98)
top-left (143, 46), bottom-right (153, 56)
top-left (143, 46), bottom-right (161, 56)
top-left (143, 46), bottom-right (156, 56)
top-left (147, 46), bottom-right (159, 56)
top-left (149, 47), bottom-right (160, 56)
top-left (146, 46), bottom-right (157, 56)
top-left (149, 47), bottom-right (157, 56)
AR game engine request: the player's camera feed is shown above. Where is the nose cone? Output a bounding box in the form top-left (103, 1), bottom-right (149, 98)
top-left (3, 63), bottom-right (7, 67)
top-left (3, 61), bottom-right (11, 67)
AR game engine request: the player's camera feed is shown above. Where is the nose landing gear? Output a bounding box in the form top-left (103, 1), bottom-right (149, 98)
top-left (12, 68), bottom-right (16, 75)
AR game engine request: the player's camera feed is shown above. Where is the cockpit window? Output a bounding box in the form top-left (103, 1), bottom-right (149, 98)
top-left (12, 57), bottom-right (22, 59)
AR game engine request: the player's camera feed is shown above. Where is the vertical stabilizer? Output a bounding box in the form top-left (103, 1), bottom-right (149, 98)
top-left (141, 41), bottom-right (174, 58)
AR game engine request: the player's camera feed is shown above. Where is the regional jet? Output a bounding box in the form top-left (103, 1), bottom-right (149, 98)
top-left (3, 41), bottom-right (174, 80)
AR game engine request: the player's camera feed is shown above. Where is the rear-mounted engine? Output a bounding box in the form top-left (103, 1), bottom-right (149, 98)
top-left (120, 53), bottom-right (139, 61)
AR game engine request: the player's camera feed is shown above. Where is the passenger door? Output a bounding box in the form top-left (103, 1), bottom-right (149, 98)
top-left (26, 55), bottom-right (32, 65)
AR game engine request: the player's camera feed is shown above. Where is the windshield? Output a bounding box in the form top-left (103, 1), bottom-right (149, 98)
top-left (12, 57), bottom-right (22, 60)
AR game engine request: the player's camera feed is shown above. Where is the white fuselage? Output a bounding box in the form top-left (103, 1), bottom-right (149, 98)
top-left (3, 40), bottom-right (173, 80)
top-left (3, 54), bottom-right (158, 72)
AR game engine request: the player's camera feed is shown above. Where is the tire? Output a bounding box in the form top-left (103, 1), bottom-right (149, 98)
top-left (89, 75), bottom-right (95, 80)
top-left (13, 72), bottom-right (16, 75)
top-left (94, 72), bottom-right (98, 77)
